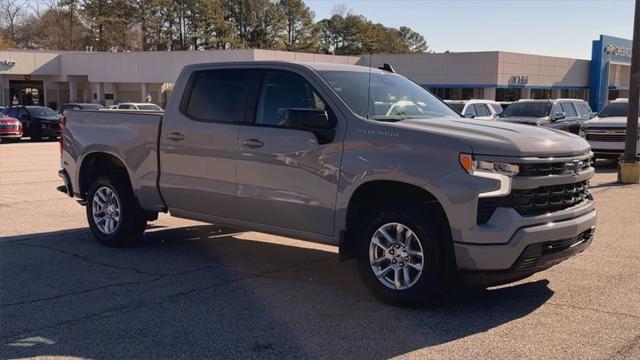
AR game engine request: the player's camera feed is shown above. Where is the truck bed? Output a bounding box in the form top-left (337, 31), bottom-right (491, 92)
top-left (63, 110), bottom-right (166, 211)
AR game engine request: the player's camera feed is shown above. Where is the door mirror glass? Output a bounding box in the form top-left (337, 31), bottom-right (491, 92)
top-left (283, 108), bottom-right (336, 144)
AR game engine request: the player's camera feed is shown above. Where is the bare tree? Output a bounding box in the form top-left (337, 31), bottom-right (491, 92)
top-left (0, 0), bottom-right (28, 42)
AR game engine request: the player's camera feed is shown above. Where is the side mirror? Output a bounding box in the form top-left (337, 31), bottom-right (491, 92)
top-left (589, 112), bottom-right (597, 119)
top-left (553, 113), bottom-right (565, 121)
top-left (466, 114), bottom-right (476, 119)
top-left (283, 108), bottom-right (336, 144)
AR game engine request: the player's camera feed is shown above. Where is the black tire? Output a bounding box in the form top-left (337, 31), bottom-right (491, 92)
top-left (86, 176), bottom-right (147, 247)
top-left (355, 204), bottom-right (451, 307)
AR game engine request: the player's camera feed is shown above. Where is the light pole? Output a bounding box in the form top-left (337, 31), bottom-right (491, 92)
top-left (620, 0), bottom-right (640, 183)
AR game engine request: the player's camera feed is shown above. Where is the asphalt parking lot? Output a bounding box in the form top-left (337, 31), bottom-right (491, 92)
top-left (1, 141), bottom-right (639, 359)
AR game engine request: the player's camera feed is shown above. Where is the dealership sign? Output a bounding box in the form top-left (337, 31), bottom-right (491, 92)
top-left (0, 60), bottom-right (16, 71)
top-left (510, 75), bottom-right (528, 85)
top-left (604, 44), bottom-right (631, 58)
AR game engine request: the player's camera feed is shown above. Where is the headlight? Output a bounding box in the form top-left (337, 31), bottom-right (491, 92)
top-left (459, 154), bottom-right (518, 197)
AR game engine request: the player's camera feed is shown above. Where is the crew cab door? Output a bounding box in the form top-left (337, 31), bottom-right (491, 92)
top-left (235, 68), bottom-right (344, 236)
top-left (159, 66), bottom-right (258, 219)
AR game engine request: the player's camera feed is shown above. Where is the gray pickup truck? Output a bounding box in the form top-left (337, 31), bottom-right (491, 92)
top-left (59, 61), bottom-right (596, 306)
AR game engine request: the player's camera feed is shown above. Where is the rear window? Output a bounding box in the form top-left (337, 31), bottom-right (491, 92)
top-left (137, 104), bottom-right (162, 111)
top-left (26, 107), bottom-right (58, 117)
top-left (184, 69), bottom-right (252, 123)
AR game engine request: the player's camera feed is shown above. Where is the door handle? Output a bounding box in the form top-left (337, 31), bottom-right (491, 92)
top-left (167, 132), bottom-right (185, 141)
top-left (242, 139), bottom-right (264, 148)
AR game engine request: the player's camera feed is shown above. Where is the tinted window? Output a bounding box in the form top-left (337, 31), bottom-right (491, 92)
top-left (474, 104), bottom-right (491, 117)
top-left (490, 103), bottom-right (503, 114)
top-left (185, 69), bottom-right (251, 123)
top-left (18, 109), bottom-right (29, 118)
top-left (7, 108), bottom-right (18, 117)
top-left (137, 104), bottom-right (162, 111)
top-left (255, 71), bottom-right (325, 126)
top-left (26, 107), bottom-right (57, 117)
top-left (560, 102), bottom-right (577, 117)
top-left (448, 103), bottom-right (465, 113)
top-left (500, 102), bottom-right (552, 118)
top-left (598, 102), bottom-right (634, 117)
top-left (576, 102), bottom-right (591, 116)
top-left (463, 105), bottom-right (476, 117)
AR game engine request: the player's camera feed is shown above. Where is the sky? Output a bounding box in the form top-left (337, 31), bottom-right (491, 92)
top-left (306, 0), bottom-right (635, 59)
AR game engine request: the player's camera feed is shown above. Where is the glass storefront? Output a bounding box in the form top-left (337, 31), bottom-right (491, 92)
top-left (9, 80), bottom-right (45, 106)
top-left (531, 89), bottom-right (552, 99)
top-left (495, 88), bottom-right (521, 102)
top-left (561, 88), bottom-right (588, 100)
top-left (427, 87), bottom-right (484, 100)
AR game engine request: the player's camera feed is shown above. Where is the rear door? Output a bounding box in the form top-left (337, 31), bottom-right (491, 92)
top-left (559, 102), bottom-right (581, 134)
top-left (235, 67), bottom-right (344, 236)
top-left (159, 66), bottom-right (258, 220)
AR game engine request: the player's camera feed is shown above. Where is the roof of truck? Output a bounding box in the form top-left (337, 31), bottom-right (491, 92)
top-left (183, 61), bottom-right (386, 74)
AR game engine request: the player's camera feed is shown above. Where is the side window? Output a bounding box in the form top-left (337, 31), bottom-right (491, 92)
top-left (18, 109), bottom-right (29, 118)
top-left (474, 104), bottom-right (491, 117)
top-left (490, 103), bottom-right (503, 114)
top-left (561, 102), bottom-right (577, 117)
top-left (184, 68), bottom-right (252, 123)
top-left (118, 105), bottom-right (130, 109)
top-left (255, 70), bottom-right (326, 126)
top-left (7, 108), bottom-right (18, 117)
top-left (463, 104), bottom-right (476, 118)
top-left (554, 104), bottom-right (565, 118)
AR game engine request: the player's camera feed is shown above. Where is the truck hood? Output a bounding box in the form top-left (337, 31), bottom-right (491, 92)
top-left (582, 116), bottom-right (639, 128)
top-left (400, 117), bottom-right (590, 157)
top-left (496, 116), bottom-right (549, 125)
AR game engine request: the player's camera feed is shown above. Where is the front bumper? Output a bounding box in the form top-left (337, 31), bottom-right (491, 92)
top-left (455, 208), bottom-right (596, 285)
top-left (0, 132), bottom-right (22, 138)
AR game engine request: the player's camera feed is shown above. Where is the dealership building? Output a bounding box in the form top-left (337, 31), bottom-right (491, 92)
top-left (0, 34), bottom-right (630, 111)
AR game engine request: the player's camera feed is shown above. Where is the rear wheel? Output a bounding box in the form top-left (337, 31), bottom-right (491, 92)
top-left (356, 205), bottom-right (450, 307)
top-left (86, 176), bottom-right (146, 247)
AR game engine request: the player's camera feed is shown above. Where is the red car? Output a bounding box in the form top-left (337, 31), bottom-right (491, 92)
top-left (0, 115), bottom-right (23, 142)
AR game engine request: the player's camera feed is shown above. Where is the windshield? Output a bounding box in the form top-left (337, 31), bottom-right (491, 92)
top-left (500, 102), bottom-right (552, 118)
top-left (26, 106), bottom-right (58, 117)
top-left (318, 70), bottom-right (459, 121)
top-left (598, 102), bottom-right (634, 118)
top-left (137, 104), bottom-right (163, 111)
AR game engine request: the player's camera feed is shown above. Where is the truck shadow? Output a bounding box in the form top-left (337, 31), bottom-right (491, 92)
top-left (1, 225), bottom-right (554, 359)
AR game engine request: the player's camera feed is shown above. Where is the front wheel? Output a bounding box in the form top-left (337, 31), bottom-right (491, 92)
top-left (356, 205), bottom-right (450, 307)
top-left (86, 177), bottom-right (146, 247)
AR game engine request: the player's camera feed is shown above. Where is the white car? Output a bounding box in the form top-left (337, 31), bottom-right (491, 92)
top-left (445, 100), bottom-right (502, 120)
top-left (114, 103), bottom-right (163, 111)
top-left (580, 98), bottom-right (639, 160)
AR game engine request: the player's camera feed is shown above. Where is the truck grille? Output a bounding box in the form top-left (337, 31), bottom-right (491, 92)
top-left (477, 180), bottom-right (590, 224)
top-left (0, 124), bottom-right (18, 130)
top-left (585, 130), bottom-right (626, 142)
top-left (518, 159), bottom-right (592, 177)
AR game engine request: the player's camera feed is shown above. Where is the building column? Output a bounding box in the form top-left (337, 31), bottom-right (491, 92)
top-left (141, 83), bottom-right (149, 102)
top-left (552, 88), bottom-right (562, 99)
top-left (483, 87), bottom-right (496, 101)
top-left (521, 88), bottom-right (531, 99)
top-left (91, 82), bottom-right (104, 104)
top-left (112, 83), bottom-right (119, 104)
top-left (42, 79), bottom-right (48, 107)
top-left (68, 78), bottom-right (78, 102)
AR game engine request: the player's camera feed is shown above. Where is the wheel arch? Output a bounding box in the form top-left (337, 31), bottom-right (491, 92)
top-left (339, 180), bottom-right (452, 262)
top-left (78, 151), bottom-right (133, 200)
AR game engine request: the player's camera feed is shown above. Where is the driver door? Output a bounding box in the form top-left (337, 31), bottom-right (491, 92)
top-left (235, 69), bottom-right (344, 236)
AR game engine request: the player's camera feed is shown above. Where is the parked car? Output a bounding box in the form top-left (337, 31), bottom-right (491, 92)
top-left (5, 106), bottom-right (61, 141)
top-left (580, 98), bottom-right (639, 160)
top-left (0, 114), bottom-right (23, 142)
top-left (58, 103), bottom-right (105, 115)
top-left (59, 61), bottom-right (596, 307)
top-left (0, 106), bottom-right (7, 115)
top-left (498, 99), bottom-right (594, 134)
top-left (113, 102), bottom-right (163, 111)
top-left (498, 101), bottom-right (513, 111)
top-left (445, 100), bottom-right (502, 119)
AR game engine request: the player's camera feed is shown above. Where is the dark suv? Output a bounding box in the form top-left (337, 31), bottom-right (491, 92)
top-left (498, 99), bottom-right (595, 134)
top-left (5, 106), bottom-right (61, 141)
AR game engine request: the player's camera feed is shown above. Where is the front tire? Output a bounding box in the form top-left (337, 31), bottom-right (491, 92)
top-left (86, 177), bottom-right (146, 247)
top-left (356, 205), bottom-right (450, 307)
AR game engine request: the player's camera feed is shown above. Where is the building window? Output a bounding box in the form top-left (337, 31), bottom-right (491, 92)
top-left (496, 88), bottom-right (521, 102)
top-left (531, 89), bottom-right (551, 99)
top-left (427, 87), bottom-right (484, 100)
top-left (561, 88), bottom-right (587, 100)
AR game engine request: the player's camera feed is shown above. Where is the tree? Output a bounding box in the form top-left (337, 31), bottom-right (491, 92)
top-left (278, 0), bottom-right (316, 52)
top-left (223, 0), bottom-right (284, 49)
top-left (398, 26), bottom-right (428, 53)
top-left (0, 33), bottom-right (16, 49)
top-left (81, 0), bottom-right (136, 51)
top-left (0, 0), bottom-right (27, 43)
top-left (17, 7), bottom-right (87, 50)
